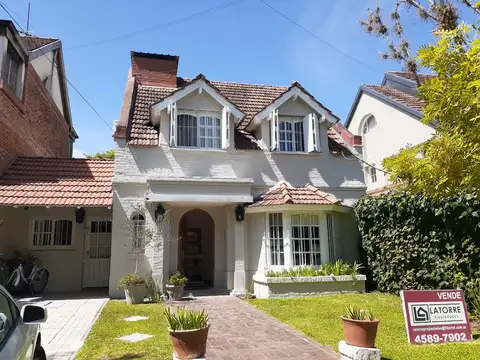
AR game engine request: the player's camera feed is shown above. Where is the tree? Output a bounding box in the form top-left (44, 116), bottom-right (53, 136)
top-left (360, 0), bottom-right (480, 77)
top-left (85, 149), bottom-right (115, 159)
top-left (383, 25), bottom-right (480, 197)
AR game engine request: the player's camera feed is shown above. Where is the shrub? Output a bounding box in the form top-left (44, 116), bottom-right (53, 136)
top-left (118, 273), bottom-right (146, 289)
top-left (343, 305), bottom-right (376, 321)
top-left (265, 261), bottom-right (363, 277)
top-left (168, 272), bottom-right (188, 286)
top-left (355, 191), bottom-right (480, 299)
top-left (164, 307), bottom-right (209, 331)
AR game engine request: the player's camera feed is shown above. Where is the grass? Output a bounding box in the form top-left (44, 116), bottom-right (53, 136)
top-left (75, 301), bottom-right (172, 360)
top-left (248, 293), bottom-right (480, 360)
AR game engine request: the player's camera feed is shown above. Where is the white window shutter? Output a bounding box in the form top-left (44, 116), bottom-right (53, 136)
top-left (270, 109), bottom-right (279, 151)
top-left (303, 115), bottom-right (311, 152)
top-left (304, 113), bottom-right (320, 152)
top-left (312, 113), bottom-right (320, 152)
top-left (169, 102), bottom-right (177, 146)
top-left (221, 107), bottom-right (230, 149)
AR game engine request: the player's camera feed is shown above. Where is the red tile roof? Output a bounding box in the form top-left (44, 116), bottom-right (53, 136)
top-left (250, 182), bottom-right (341, 207)
top-left (128, 77), bottom-right (347, 151)
top-left (21, 36), bottom-right (58, 51)
top-left (388, 71), bottom-right (435, 84)
top-left (365, 85), bottom-right (425, 113)
top-left (0, 157), bottom-right (114, 207)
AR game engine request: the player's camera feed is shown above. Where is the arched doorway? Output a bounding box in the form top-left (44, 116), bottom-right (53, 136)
top-left (178, 209), bottom-right (214, 289)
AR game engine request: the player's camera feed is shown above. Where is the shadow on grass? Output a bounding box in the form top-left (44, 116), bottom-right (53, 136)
top-left (103, 354), bottom-right (147, 360)
top-left (473, 334), bottom-right (480, 340)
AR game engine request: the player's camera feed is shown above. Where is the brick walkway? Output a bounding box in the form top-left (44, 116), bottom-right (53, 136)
top-left (179, 295), bottom-right (339, 360)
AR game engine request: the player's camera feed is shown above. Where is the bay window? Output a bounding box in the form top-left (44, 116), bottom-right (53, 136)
top-left (265, 212), bottom-right (336, 269)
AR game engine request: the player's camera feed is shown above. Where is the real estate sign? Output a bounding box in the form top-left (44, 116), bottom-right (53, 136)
top-left (401, 290), bottom-right (472, 344)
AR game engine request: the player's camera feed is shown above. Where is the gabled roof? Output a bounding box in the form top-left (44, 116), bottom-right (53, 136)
top-left (388, 71), bottom-right (435, 84)
top-left (127, 76), bottom-right (346, 150)
top-left (21, 36), bottom-right (58, 51)
top-left (250, 182), bottom-right (341, 207)
top-left (0, 157), bottom-right (114, 207)
top-left (364, 85), bottom-right (425, 113)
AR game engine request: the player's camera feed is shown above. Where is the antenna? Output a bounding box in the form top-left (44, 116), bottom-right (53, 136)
top-left (26, 2), bottom-right (31, 35)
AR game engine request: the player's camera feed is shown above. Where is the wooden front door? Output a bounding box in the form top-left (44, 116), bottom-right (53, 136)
top-left (82, 218), bottom-right (111, 288)
top-left (183, 228), bottom-right (204, 287)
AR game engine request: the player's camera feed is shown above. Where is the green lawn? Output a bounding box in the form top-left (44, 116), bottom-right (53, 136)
top-left (75, 301), bottom-right (172, 360)
top-left (248, 293), bottom-right (480, 360)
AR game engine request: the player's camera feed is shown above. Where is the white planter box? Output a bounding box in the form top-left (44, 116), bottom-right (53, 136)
top-left (253, 274), bottom-right (367, 299)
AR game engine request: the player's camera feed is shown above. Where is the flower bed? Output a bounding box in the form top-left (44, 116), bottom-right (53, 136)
top-left (253, 274), bottom-right (366, 299)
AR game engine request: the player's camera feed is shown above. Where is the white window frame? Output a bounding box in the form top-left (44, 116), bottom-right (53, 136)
top-left (291, 213), bottom-right (322, 267)
top-left (87, 217), bottom-right (112, 259)
top-left (367, 164), bottom-right (377, 184)
top-left (278, 116), bottom-right (305, 153)
top-left (130, 212), bottom-right (146, 255)
top-left (265, 211), bottom-right (332, 270)
top-left (176, 110), bottom-right (222, 149)
top-left (29, 217), bottom-right (75, 250)
top-left (0, 39), bottom-right (25, 99)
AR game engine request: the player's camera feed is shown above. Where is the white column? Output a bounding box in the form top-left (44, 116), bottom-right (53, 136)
top-left (230, 207), bottom-right (247, 297)
top-left (320, 212), bottom-right (330, 264)
top-left (283, 212), bottom-right (293, 268)
top-left (226, 206), bottom-right (235, 290)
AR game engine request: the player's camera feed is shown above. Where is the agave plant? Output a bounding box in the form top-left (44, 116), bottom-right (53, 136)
top-left (164, 306), bottom-right (209, 331)
top-left (344, 305), bottom-right (376, 321)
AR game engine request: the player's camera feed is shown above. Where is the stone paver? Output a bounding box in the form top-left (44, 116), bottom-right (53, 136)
top-left (175, 295), bottom-right (339, 360)
top-left (18, 293), bottom-right (108, 360)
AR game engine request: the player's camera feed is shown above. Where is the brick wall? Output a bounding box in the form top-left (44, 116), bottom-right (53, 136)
top-left (0, 63), bottom-right (70, 172)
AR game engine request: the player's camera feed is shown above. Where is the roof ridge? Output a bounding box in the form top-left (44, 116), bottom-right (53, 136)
top-left (16, 156), bottom-right (114, 162)
top-left (182, 77), bottom-right (290, 89)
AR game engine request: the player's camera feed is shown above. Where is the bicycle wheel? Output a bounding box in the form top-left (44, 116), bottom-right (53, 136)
top-left (5, 270), bottom-right (20, 290)
top-left (30, 268), bottom-right (49, 294)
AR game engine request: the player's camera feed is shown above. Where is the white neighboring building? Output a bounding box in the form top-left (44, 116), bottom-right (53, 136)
top-left (345, 72), bottom-right (436, 193)
top-left (110, 52), bottom-right (366, 298)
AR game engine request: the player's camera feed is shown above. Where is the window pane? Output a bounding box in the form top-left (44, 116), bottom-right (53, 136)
top-left (199, 116), bottom-right (221, 149)
top-left (177, 115), bottom-right (197, 147)
top-left (268, 213), bottom-right (284, 266)
top-left (54, 220), bottom-right (72, 246)
top-left (294, 121), bottom-right (304, 152)
top-left (291, 213), bottom-right (321, 266)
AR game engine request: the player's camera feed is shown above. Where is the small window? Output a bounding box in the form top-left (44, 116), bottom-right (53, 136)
top-left (368, 165), bottom-right (377, 184)
top-left (0, 291), bottom-right (20, 346)
top-left (362, 116), bottom-right (377, 135)
top-left (32, 219), bottom-right (73, 248)
top-left (176, 111), bottom-right (221, 149)
top-left (131, 213), bottom-right (146, 253)
top-left (268, 213), bottom-right (284, 266)
top-left (291, 213), bottom-right (321, 266)
top-left (1, 45), bottom-right (21, 95)
top-left (279, 118), bottom-right (304, 152)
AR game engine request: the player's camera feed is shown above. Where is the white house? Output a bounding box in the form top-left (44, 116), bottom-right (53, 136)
top-left (110, 52), bottom-right (366, 298)
top-left (345, 71), bottom-right (436, 193)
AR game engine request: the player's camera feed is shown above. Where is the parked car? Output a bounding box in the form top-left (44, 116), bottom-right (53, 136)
top-left (0, 284), bottom-right (47, 360)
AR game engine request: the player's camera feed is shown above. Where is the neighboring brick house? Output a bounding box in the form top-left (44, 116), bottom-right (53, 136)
top-left (110, 51), bottom-right (366, 298)
top-left (0, 20), bottom-right (77, 173)
top-left (345, 71), bottom-right (436, 193)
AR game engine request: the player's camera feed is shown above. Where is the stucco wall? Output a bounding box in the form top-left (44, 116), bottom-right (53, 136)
top-left (347, 92), bottom-right (435, 191)
top-left (1, 206), bottom-right (111, 292)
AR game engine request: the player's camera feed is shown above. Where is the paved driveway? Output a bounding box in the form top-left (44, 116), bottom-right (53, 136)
top-left (18, 293), bottom-right (108, 360)
top-left (182, 295), bottom-right (339, 360)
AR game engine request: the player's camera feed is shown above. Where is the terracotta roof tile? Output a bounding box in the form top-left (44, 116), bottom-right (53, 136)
top-left (388, 71), bottom-right (435, 84)
top-left (250, 182), bottom-right (341, 207)
top-left (0, 157), bottom-right (114, 207)
top-left (128, 78), bottom-right (347, 151)
top-left (365, 85), bottom-right (425, 113)
top-left (21, 36), bottom-right (58, 51)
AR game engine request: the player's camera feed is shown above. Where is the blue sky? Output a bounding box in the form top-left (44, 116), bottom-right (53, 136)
top-left (3, 0), bottom-right (444, 156)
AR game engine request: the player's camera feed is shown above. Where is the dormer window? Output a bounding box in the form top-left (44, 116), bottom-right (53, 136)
top-left (279, 117), bottom-right (305, 152)
top-left (176, 110), bottom-right (222, 149)
top-left (1, 45), bottom-right (21, 95)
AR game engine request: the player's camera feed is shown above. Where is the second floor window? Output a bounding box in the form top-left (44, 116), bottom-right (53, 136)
top-left (367, 165), bottom-right (377, 184)
top-left (177, 111), bottom-right (221, 149)
top-left (279, 117), bottom-right (304, 152)
top-left (1, 46), bottom-right (21, 94)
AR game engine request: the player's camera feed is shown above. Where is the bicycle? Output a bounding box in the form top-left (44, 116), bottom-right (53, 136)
top-left (6, 263), bottom-right (49, 295)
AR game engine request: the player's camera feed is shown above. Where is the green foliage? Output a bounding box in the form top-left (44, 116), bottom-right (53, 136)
top-left (167, 272), bottom-right (188, 286)
top-left (343, 305), bottom-right (376, 321)
top-left (145, 277), bottom-right (163, 303)
top-left (85, 149), bottom-right (115, 159)
top-left (117, 273), bottom-right (146, 289)
top-left (384, 25), bottom-right (480, 198)
top-left (355, 191), bottom-right (480, 307)
top-left (164, 307), bottom-right (209, 331)
top-left (466, 279), bottom-right (480, 319)
top-left (265, 261), bottom-right (363, 277)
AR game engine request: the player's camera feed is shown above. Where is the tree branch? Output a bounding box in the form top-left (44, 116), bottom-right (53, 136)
top-left (459, 0), bottom-right (480, 15)
top-left (401, 0), bottom-right (440, 22)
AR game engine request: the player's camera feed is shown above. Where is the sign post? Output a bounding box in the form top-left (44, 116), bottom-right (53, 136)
top-left (401, 289), bottom-right (473, 344)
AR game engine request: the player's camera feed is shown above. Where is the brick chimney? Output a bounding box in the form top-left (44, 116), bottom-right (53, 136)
top-left (130, 51), bottom-right (179, 87)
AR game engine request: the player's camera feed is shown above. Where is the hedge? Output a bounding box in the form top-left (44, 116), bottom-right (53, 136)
top-left (355, 191), bottom-right (480, 297)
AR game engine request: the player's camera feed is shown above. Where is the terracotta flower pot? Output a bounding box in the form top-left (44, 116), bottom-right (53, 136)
top-left (169, 325), bottom-right (210, 359)
top-left (166, 284), bottom-right (185, 301)
top-left (341, 317), bottom-right (379, 348)
top-left (124, 283), bottom-right (146, 305)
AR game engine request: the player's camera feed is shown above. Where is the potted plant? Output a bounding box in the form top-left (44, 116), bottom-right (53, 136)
top-left (341, 305), bottom-right (379, 348)
top-left (118, 273), bottom-right (146, 305)
top-left (165, 306), bottom-right (210, 359)
top-left (166, 272), bottom-right (188, 301)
